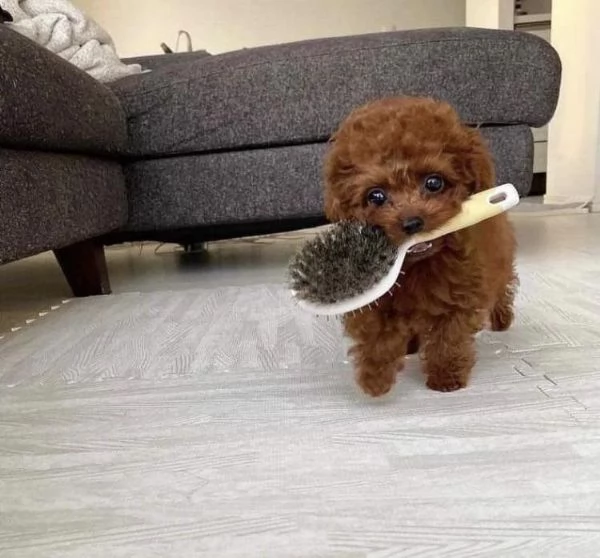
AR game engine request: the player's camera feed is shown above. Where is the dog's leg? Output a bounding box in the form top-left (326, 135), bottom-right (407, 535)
top-left (490, 274), bottom-right (518, 331)
top-left (345, 312), bottom-right (412, 397)
top-left (422, 311), bottom-right (482, 392)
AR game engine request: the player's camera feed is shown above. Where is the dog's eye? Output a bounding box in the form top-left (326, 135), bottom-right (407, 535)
top-left (366, 188), bottom-right (388, 206)
top-left (423, 174), bottom-right (445, 193)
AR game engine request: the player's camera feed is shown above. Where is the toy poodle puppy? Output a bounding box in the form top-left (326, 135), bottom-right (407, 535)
top-left (324, 97), bottom-right (517, 396)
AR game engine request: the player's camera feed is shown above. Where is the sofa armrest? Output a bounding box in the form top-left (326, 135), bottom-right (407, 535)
top-left (0, 25), bottom-right (127, 154)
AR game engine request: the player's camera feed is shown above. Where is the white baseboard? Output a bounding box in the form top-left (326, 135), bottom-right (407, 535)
top-left (543, 194), bottom-right (592, 206)
top-left (508, 195), bottom-right (591, 218)
top-left (511, 206), bottom-right (589, 218)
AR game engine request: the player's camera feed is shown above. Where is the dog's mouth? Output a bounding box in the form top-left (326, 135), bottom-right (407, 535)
top-left (405, 239), bottom-right (445, 263)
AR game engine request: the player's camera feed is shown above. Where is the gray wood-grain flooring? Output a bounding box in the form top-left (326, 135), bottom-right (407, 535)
top-left (1, 214), bottom-right (600, 557)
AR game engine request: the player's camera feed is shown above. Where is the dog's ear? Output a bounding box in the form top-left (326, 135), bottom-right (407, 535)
top-left (464, 127), bottom-right (495, 193)
top-left (324, 190), bottom-right (344, 222)
top-left (323, 139), bottom-right (348, 221)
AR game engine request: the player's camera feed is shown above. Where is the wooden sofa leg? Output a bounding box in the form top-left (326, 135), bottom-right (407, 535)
top-left (54, 240), bottom-right (111, 297)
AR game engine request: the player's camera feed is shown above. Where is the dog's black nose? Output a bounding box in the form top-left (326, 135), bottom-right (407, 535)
top-left (402, 217), bottom-right (424, 235)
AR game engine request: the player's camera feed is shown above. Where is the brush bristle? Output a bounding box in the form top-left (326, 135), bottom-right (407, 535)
top-left (288, 222), bottom-right (397, 305)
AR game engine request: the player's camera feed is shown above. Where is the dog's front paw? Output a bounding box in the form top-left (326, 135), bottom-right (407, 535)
top-left (426, 374), bottom-right (467, 393)
top-left (357, 367), bottom-right (396, 397)
top-left (490, 304), bottom-right (514, 332)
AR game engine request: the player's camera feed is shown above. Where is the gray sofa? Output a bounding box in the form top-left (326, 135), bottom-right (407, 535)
top-left (0, 25), bottom-right (561, 296)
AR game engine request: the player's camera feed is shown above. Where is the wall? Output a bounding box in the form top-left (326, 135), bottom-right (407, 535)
top-left (465, 0), bottom-right (513, 29)
top-left (595, 107), bottom-right (600, 212)
top-left (74, 0), bottom-right (465, 57)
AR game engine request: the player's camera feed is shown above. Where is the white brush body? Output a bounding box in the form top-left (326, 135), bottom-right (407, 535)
top-left (293, 183), bottom-right (520, 316)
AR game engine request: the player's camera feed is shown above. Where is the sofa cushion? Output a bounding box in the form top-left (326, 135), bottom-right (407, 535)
top-left (111, 27), bottom-right (560, 158)
top-left (0, 26), bottom-right (127, 155)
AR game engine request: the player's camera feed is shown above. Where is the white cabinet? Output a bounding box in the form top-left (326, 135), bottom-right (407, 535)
top-left (514, 1), bottom-right (552, 174)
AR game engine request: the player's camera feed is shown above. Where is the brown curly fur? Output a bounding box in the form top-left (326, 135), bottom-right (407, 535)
top-left (324, 97), bottom-right (517, 396)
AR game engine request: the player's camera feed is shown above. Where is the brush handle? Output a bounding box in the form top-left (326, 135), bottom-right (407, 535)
top-left (409, 183), bottom-right (520, 246)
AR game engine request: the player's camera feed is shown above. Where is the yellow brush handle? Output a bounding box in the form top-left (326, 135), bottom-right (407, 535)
top-left (411, 183), bottom-right (520, 245)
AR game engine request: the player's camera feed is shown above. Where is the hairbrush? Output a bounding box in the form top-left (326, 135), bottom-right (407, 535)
top-left (289, 183), bottom-right (519, 316)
